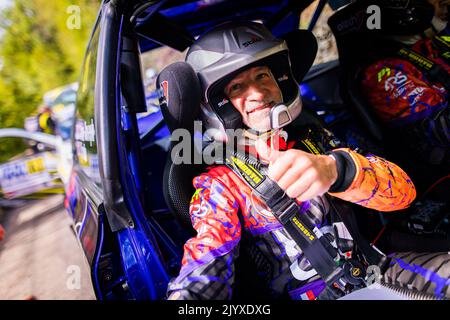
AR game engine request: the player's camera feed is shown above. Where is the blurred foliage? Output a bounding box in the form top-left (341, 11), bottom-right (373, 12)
top-left (0, 0), bottom-right (100, 162)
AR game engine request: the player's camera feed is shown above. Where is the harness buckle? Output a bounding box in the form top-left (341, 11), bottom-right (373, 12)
top-left (276, 201), bottom-right (299, 224)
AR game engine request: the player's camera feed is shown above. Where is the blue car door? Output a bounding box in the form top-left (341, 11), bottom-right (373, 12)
top-left (67, 1), bottom-right (170, 300)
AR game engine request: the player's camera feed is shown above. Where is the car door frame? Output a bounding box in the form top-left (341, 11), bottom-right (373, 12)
top-left (94, 0), bottom-right (169, 299)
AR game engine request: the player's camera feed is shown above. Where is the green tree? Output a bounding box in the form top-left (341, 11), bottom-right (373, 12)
top-left (0, 0), bottom-right (99, 162)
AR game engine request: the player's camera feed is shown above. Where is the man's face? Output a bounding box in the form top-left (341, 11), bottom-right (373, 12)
top-left (224, 66), bottom-right (283, 131)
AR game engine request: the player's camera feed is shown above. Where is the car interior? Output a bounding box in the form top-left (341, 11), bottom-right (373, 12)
top-left (115, 0), bottom-right (450, 298)
top-left (328, 1), bottom-right (450, 189)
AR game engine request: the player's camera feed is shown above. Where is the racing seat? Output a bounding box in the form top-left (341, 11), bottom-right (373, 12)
top-left (157, 61), bottom-right (203, 232)
top-left (328, 4), bottom-right (450, 251)
top-left (327, 2), bottom-right (388, 142)
top-left (327, 2), bottom-right (450, 181)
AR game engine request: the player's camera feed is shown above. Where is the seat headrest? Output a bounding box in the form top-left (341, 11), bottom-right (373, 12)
top-left (156, 61), bottom-right (201, 134)
top-left (281, 29), bottom-right (318, 84)
top-left (328, 0), bottom-right (434, 37)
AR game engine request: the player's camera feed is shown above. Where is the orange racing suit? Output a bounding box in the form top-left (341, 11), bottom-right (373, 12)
top-left (166, 123), bottom-right (425, 300)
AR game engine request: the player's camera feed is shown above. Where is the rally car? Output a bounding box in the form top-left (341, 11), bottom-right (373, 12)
top-left (0, 129), bottom-right (66, 208)
top-left (65, 0), bottom-right (449, 300)
top-left (44, 83), bottom-right (78, 141)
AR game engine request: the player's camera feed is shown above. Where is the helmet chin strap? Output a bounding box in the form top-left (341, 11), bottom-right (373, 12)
top-left (244, 103), bottom-right (292, 136)
top-left (239, 97), bottom-right (302, 147)
top-left (242, 102), bottom-right (296, 140)
top-left (270, 103), bottom-right (292, 129)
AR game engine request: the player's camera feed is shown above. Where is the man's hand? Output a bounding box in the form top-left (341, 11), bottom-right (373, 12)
top-left (255, 139), bottom-right (338, 202)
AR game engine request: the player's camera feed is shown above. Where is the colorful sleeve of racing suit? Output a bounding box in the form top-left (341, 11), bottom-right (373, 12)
top-left (166, 174), bottom-right (241, 300)
top-left (296, 125), bottom-right (417, 212)
top-left (327, 147), bottom-right (416, 212)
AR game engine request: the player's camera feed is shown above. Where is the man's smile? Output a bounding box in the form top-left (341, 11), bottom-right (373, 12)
top-left (246, 101), bottom-right (275, 114)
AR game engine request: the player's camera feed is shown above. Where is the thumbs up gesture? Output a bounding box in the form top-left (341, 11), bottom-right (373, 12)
top-left (255, 139), bottom-right (338, 202)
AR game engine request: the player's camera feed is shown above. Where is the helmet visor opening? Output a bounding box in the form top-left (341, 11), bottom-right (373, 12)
top-left (207, 52), bottom-right (299, 131)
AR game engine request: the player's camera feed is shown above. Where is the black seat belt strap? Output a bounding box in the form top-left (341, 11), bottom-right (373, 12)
top-left (432, 35), bottom-right (450, 63)
top-left (327, 197), bottom-right (389, 272)
top-left (221, 148), bottom-right (366, 296)
top-left (397, 47), bottom-right (450, 90)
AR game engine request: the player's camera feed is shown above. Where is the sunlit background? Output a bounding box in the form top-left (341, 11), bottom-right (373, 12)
top-left (0, 0), bottom-right (99, 162)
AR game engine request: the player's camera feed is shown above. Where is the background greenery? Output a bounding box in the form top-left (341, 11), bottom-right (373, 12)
top-left (0, 0), bottom-right (99, 162)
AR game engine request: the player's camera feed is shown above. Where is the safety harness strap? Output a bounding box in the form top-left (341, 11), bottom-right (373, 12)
top-left (328, 198), bottom-right (389, 271)
top-left (391, 43), bottom-right (450, 160)
top-left (397, 47), bottom-right (450, 90)
top-left (222, 147), bottom-right (366, 297)
top-left (432, 35), bottom-right (450, 64)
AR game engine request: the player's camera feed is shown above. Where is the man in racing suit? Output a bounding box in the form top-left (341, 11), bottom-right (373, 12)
top-left (361, 0), bottom-right (450, 168)
top-left (165, 21), bottom-right (450, 300)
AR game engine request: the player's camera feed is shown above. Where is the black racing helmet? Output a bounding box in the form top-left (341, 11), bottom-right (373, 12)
top-left (185, 21), bottom-right (302, 138)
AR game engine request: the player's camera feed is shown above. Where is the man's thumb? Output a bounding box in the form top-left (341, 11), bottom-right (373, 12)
top-left (255, 139), bottom-right (282, 163)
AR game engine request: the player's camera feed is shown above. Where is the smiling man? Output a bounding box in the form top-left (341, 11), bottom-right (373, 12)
top-left (164, 21), bottom-right (450, 300)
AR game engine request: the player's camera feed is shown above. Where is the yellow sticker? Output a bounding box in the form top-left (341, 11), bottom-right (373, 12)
top-left (26, 157), bottom-right (45, 174)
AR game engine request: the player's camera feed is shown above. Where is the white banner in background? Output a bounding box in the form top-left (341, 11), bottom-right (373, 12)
top-left (0, 152), bottom-right (63, 199)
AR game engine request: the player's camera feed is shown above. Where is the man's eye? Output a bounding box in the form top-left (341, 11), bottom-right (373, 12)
top-left (256, 72), bottom-right (270, 80)
top-left (229, 83), bottom-right (242, 93)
